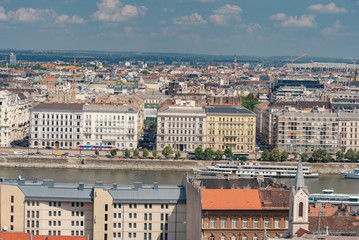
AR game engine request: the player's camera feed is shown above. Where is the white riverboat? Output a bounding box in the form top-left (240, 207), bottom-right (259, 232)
top-left (193, 161), bottom-right (319, 178)
top-left (309, 189), bottom-right (359, 207)
top-left (341, 165), bottom-right (359, 179)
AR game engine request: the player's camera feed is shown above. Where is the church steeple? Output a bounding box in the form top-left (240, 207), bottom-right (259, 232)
top-left (288, 155), bottom-right (309, 236)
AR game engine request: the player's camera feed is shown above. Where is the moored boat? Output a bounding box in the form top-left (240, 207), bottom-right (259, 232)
top-left (341, 165), bottom-right (359, 179)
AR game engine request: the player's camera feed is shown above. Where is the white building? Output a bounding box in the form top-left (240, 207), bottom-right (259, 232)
top-left (0, 90), bottom-right (31, 147)
top-left (29, 103), bottom-right (140, 150)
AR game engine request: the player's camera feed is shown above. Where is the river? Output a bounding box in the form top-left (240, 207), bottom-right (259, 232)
top-left (1, 167), bottom-right (358, 194)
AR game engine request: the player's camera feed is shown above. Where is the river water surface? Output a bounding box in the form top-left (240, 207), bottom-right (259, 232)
top-left (1, 167), bottom-right (359, 194)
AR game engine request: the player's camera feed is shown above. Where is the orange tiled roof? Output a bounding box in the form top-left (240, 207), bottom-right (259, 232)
top-left (309, 205), bottom-right (338, 216)
top-left (34, 236), bottom-right (87, 240)
top-left (0, 232), bottom-right (30, 240)
top-left (201, 189), bottom-right (262, 210)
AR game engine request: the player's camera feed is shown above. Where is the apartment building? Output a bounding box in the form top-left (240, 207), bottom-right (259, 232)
top-left (29, 103), bottom-right (140, 150)
top-left (156, 106), bottom-right (206, 152)
top-left (205, 105), bottom-right (256, 153)
top-left (0, 179), bottom-right (186, 240)
top-left (338, 113), bottom-right (359, 152)
top-left (0, 90), bottom-right (31, 147)
top-left (275, 110), bottom-right (339, 155)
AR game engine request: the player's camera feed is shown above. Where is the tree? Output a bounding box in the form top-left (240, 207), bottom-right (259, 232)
top-left (162, 146), bottom-right (174, 158)
top-left (95, 150), bottom-right (99, 156)
top-left (175, 152), bottom-right (181, 159)
top-left (125, 149), bottom-right (131, 158)
top-left (269, 148), bottom-right (281, 161)
top-left (241, 93), bottom-right (260, 111)
top-left (312, 148), bottom-right (332, 163)
top-left (152, 150), bottom-right (158, 158)
top-left (224, 148), bottom-right (233, 158)
top-left (133, 149), bottom-right (139, 157)
top-left (195, 147), bottom-right (204, 159)
top-left (214, 150), bottom-right (223, 160)
top-left (110, 149), bottom-right (117, 157)
top-left (345, 148), bottom-right (356, 160)
top-left (142, 148), bottom-right (149, 158)
top-left (261, 149), bottom-right (270, 161)
top-left (336, 151), bottom-right (344, 161)
top-left (294, 153), bottom-right (298, 160)
top-left (300, 153), bottom-right (309, 162)
top-left (280, 151), bottom-right (288, 162)
top-left (203, 148), bottom-right (214, 160)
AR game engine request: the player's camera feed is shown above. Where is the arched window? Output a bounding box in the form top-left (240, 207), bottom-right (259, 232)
top-left (221, 236), bottom-right (226, 240)
top-left (242, 235), bottom-right (247, 240)
top-left (209, 235), bottom-right (215, 240)
top-left (34, 141), bottom-right (38, 146)
top-left (253, 234), bottom-right (258, 240)
top-left (299, 202), bottom-right (304, 217)
top-left (231, 235), bottom-right (237, 240)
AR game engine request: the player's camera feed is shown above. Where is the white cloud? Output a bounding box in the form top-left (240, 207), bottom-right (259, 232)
top-left (125, 26), bottom-right (134, 37)
top-left (0, 6), bottom-right (85, 24)
top-left (241, 23), bottom-right (261, 35)
top-left (0, 6), bottom-right (7, 20)
top-left (269, 13), bottom-right (287, 21)
top-left (209, 4), bottom-right (242, 26)
top-left (93, 0), bottom-right (147, 22)
top-left (173, 12), bottom-right (207, 25)
top-left (270, 13), bottom-right (316, 28)
top-left (308, 2), bottom-right (347, 14)
top-left (321, 20), bottom-right (347, 36)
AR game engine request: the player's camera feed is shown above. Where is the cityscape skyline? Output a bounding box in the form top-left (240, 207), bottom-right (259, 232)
top-left (0, 0), bottom-right (358, 57)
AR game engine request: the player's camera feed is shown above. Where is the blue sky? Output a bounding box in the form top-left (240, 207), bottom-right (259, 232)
top-left (0, 0), bottom-right (358, 57)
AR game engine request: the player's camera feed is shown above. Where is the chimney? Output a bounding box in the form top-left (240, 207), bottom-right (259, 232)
top-left (134, 182), bottom-right (142, 190)
top-left (324, 202), bottom-right (332, 209)
top-left (153, 182), bottom-right (158, 190)
top-left (78, 182), bottom-right (84, 191)
top-left (42, 179), bottom-right (54, 187)
top-left (112, 183), bottom-right (118, 189)
top-left (95, 181), bottom-right (103, 187)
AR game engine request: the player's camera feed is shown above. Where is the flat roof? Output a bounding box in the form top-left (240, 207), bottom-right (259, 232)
top-left (205, 105), bottom-right (255, 115)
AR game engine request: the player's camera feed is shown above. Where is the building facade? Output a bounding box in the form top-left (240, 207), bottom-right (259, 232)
top-left (156, 106), bottom-right (206, 152)
top-left (29, 103), bottom-right (140, 150)
top-left (205, 105), bottom-right (256, 153)
top-left (338, 113), bottom-right (359, 153)
top-left (275, 110), bottom-right (339, 155)
top-left (0, 90), bottom-right (31, 147)
top-left (0, 179), bottom-right (186, 240)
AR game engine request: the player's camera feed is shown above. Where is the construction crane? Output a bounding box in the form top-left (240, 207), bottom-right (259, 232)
top-left (56, 59), bottom-right (82, 103)
top-left (311, 59), bottom-right (314, 68)
top-left (287, 53), bottom-right (307, 70)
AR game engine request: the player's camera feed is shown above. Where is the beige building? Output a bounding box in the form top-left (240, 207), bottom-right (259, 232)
top-left (276, 109), bottom-right (339, 155)
top-left (205, 105), bottom-right (256, 153)
top-left (0, 179), bottom-right (186, 240)
top-left (0, 90), bottom-right (31, 147)
top-left (338, 113), bottom-right (359, 153)
top-left (157, 106), bottom-right (206, 152)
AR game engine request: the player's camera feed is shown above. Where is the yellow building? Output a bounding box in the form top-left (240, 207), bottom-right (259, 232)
top-left (205, 105), bottom-right (256, 153)
top-left (0, 179), bottom-right (186, 240)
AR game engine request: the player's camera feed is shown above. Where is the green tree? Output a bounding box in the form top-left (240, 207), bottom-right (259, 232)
top-left (312, 148), bottom-right (332, 162)
top-left (133, 149), bottom-right (139, 157)
top-left (241, 93), bottom-right (260, 111)
top-left (203, 148), bottom-right (214, 160)
top-left (110, 149), bottom-right (117, 157)
top-left (336, 150), bottom-right (344, 161)
top-left (175, 152), bottom-right (181, 159)
top-left (152, 150), bottom-right (158, 158)
top-left (224, 148), bottom-right (233, 158)
top-left (261, 149), bottom-right (270, 161)
top-left (345, 148), bottom-right (356, 160)
top-left (195, 146), bottom-right (204, 159)
top-left (280, 151), bottom-right (288, 162)
top-left (162, 146), bottom-right (174, 158)
top-left (125, 149), bottom-right (131, 158)
top-left (269, 148), bottom-right (281, 162)
top-left (214, 150), bottom-right (223, 160)
top-left (300, 153), bottom-right (309, 162)
top-left (142, 148), bottom-right (149, 158)
top-left (294, 153), bottom-right (298, 159)
top-left (94, 150), bottom-right (99, 156)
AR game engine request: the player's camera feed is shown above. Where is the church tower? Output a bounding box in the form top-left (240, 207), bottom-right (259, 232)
top-left (288, 156), bottom-right (309, 236)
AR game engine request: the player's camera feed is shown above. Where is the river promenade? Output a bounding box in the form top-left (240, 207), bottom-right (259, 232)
top-left (0, 154), bottom-right (356, 174)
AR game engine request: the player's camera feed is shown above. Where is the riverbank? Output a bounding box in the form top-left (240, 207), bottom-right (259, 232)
top-left (0, 155), bottom-right (356, 174)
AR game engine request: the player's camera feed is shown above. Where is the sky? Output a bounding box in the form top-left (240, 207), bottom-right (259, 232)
top-left (0, 0), bottom-right (358, 58)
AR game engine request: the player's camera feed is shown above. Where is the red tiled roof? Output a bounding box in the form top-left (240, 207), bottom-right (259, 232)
top-left (34, 236), bottom-right (87, 240)
top-left (295, 227), bottom-right (312, 237)
top-left (0, 232), bottom-right (30, 240)
top-left (0, 233), bottom-right (87, 240)
top-left (201, 189), bottom-right (262, 210)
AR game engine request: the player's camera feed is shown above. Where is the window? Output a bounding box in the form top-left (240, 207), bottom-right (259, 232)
top-left (221, 218), bottom-right (226, 228)
top-left (242, 219), bottom-right (248, 228)
top-left (232, 219), bottom-right (237, 228)
top-left (242, 235), bottom-right (247, 240)
top-left (299, 202), bottom-right (304, 217)
top-left (221, 236), bottom-right (226, 240)
top-left (275, 219), bottom-right (280, 229)
top-left (253, 219), bottom-right (258, 228)
top-left (253, 235), bottom-right (258, 240)
top-left (10, 196), bottom-right (14, 203)
top-left (231, 236), bottom-right (236, 240)
top-left (264, 219), bottom-right (269, 228)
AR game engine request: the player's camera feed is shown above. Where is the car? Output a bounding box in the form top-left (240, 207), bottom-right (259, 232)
top-left (77, 154), bottom-right (85, 157)
top-left (54, 153), bottom-right (61, 156)
top-left (35, 152), bottom-right (42, 155)
top-left (28, 153), bottom-right (35, 155)
top-left (68, 154), bottom-right (75, 157)
top-left (0, 152), bottom-right (9, 155)
top-left (61, 153), bottom-right (68, 156)
top-left (14, 151), bottom-right (24, 155)
top-left (45, 152), bottom-right (52, 155)
top-left (105, 155), bottom-right (113, 158)
top-left (45, 146), bottom-right (53, 149)
top-left (91, 155), bottom-right (97, 158)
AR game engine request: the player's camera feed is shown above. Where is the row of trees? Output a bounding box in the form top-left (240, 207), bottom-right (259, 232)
top-left (336, 148), bottom-right (359, 161)
top-left (96, 148), bottom-right (158, 158)
top-left (194, 146), bottom-right (234, 160)
top-left (260, 149), bottom-right (291, 162)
